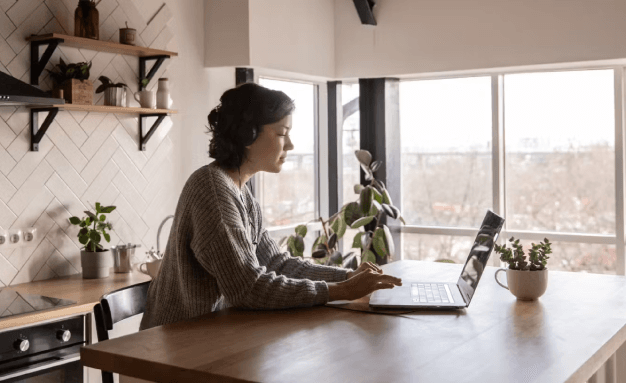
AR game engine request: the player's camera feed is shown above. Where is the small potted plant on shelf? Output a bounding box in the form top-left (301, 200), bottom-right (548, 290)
top-left (47, 58), bottom-right (93, 105)
top-left (69, 203), bottom-right (116, 279)
top-left (279, 150), bottom-right (406, 268)
top-left (494, 237), bottom-right (552, 301)
top-left (96, 76), bottom-right (128, 107)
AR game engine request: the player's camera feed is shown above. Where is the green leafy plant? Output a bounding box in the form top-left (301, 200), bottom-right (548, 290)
top-left (95, 75), bottom-right (128, 94)
top-left (69, 202), bottom-right (116, 252)
top-left (279, 150), bottom-right (406, 268)
top-left (140, 78), bottom-right (150, 88)
top-left (47, 58), bottom-right (92, 85)
top-left (494, 236), bottom-right (552, 271)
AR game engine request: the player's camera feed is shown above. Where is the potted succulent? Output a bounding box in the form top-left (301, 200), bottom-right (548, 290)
top-left (279, 150), bottom-right (406, 268)
top-left (96, 76), bottom-right (128, 107)
top-left (69, 203), bottom-right (116, 279)
top-left (494, 237), bottom-right (552, 300)
top-left (47, 58), bottom-right (93, 105)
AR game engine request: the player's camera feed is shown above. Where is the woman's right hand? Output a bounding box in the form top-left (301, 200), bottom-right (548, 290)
top-left (328, 269), bottom-right (402, 301)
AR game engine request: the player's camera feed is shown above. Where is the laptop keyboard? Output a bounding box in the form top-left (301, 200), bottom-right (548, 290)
top-left (411, 283), bottom-right (450, 303)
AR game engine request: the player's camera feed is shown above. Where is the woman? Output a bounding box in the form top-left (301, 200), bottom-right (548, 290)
top-left (140, 83), bottom-right (401, 330)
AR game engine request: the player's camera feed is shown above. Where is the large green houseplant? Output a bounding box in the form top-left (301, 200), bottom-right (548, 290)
top-left (69, 202), bottom-right (116, 279)
top-left (279, 150), bottom-right (406, 268)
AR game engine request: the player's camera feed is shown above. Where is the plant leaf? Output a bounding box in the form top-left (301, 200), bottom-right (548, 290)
top-left (79, 235), bottom-right (89, 245)
top-left (382, 224), bottom-right (395, 257)
top-left (361, 232), bottom-right (372, 249)
top-left (360, 186), bottom-right (373, 215)
top-left (372, 227), bottom-right (388, 257)
top-left (89, 231), bottom-right (101, 244)
top-left (101, 206), bottom-right (116, 213)
top-left (312, 235), bottom-right (327, 253)
top-left (335, 216), bottom-right (347, 238)
top-left (382, 189), bottom-right (392, 205)
top-left (371, 188), bottom-right (383, 204)
top-left (84, 211), bottom-right (97, 220)
top-left (295, 224), bottom-right (307, 238)
top-left (370, 160), bottom-right (382, 172)
top-left (351, 216), bottom-right (374, 229)
top-left (361, 249), bottom-right (376, 264)
top-left (69, 216), bottom-right (81, 225)
top-left (99, 214), bottom-right (106, 221)
top-left (327, 233), bottom-right (338, 250)
top-left (399, 216), bottom-right (406, 225)
top-left (294, 235), bottom-right (305, 253)
top-left (343, 202), bottom-right (361, 226)
top-left (381, 203), bottom-right (394, 217)
top-left (352, 233), bottom-right (364, 249)
top-left (354, 184), bottom-right (364, 194)
top-left (103, 233), bottom-right (111, 242)
top-left (388, 205), bottom-right (400, 219)
top-left (329, 251), bottom-right (343, 265)
top-left (312, 249), bottom-right (328, 259)
top-left (355, 150), bottom-right (372, 167)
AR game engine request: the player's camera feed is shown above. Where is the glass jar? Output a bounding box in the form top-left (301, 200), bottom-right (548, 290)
top-left (75, 0), bottom-right (99, 40)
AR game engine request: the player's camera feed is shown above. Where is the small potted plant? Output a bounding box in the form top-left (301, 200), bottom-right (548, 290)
top-left (69, 203), bottom-right (116, 279)
top-left (494, 237), bottom-right (552, 300)
top-left (279, 149), bottom-right (406, 268)
top-left (47, 58), bottom-right (93, 105)
top-left (96, 76), bottom-right (128, 107)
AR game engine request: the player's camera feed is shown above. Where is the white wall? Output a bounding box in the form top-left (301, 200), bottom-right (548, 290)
top-left (334, 0), bottom-right (626, 78)
top-left (0, 0), bottom-right (212, 287)
top-left (204, 0), bottom-right (250, 68)
top-left (248, 0), bottom-right (335, 78)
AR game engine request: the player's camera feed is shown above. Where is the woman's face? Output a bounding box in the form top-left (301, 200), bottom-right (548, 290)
top-left (245, 114), bottom-right (294, 173)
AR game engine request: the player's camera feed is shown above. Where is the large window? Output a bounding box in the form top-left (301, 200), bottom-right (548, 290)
top-left (341, 83), bottom-right (360, 256)
top-left (258, 78), bottom-right (317, 229)
top-left (399, 69), bottom-right (618, 274)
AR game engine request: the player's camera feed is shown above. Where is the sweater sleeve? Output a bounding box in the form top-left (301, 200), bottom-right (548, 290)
top-left (255, 228), bottom-right (349, 282)
top-left (189, 176), bottom-right (329, 310)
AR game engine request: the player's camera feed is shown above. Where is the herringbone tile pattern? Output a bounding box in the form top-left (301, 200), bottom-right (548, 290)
top-left (0, 0), bottom-right (178, 288)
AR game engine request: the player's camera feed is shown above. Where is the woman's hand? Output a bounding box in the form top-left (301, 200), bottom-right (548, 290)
top-left (328, 268), bottom-right (402, 301)
top-left (346, 261), bottom-right (383, 279)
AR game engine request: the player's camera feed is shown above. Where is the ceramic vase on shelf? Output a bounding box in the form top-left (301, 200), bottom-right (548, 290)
top-left (156, 78), bottom-right (172, 109)
top-left (75, 0), bottom-right (99, 40)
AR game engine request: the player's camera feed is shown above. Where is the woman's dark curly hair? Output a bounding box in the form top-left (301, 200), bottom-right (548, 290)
top-left (208, 83), bottom-right (295, 169)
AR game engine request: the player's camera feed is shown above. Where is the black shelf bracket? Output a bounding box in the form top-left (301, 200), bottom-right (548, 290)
top-left (139, 113), bottom-right (167, 151)
top-left (30, 107), bottom-right (59, 151)
top-left (139, 55), bottom-right (170, 90)
top-left (30, 38), bottom-right (64, 86)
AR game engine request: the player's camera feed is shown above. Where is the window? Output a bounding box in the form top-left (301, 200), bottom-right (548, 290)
top-left (341, 83), bottom-right (360, 256)
top-left (257, 78), bottom-right (317, 229)
top-left (400, 77), bottom-right (493, 228)
top-left (399, 69), bottom-right (619, 275)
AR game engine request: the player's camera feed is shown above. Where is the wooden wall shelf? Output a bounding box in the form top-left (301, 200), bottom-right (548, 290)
top-left (26, 34), bottom-right (178, 152)
top-left (27, 34), bottom-right (178, 58)
top-left (32, 104), bottom-right (177, 115)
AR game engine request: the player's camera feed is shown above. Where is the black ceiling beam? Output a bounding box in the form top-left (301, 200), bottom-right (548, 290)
top-left (352, 0), bottom-right (376, 25)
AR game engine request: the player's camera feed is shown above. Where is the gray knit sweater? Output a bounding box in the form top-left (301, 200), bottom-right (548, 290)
top-left (139, 162), bottom-right (349, 330)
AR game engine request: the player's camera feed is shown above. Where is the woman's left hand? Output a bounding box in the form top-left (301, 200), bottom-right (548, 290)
top-left (346, 261), bottom-right (383, 279)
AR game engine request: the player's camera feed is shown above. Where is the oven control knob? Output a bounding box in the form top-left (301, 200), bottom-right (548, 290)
top-left (57, 329), bottom-right (71, 342)
top-left (14, 339), bottom-right (29, 352)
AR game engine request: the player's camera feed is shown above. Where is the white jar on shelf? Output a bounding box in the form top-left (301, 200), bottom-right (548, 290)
top-left (156, 78), bottom-right (172, 109)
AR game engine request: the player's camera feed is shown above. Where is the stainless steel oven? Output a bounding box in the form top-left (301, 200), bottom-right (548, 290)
top-left (0, 315), bottom-right (85, 382)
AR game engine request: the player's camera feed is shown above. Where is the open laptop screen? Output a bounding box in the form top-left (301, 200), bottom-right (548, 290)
top-left (457, 210), bottom-right (505, 305)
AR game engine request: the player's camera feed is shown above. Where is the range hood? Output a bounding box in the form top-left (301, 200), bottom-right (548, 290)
top-left (0, 71), bottom-right (65, 107)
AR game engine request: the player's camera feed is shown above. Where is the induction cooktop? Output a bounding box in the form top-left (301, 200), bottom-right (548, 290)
top-left (0, 289), bottom-right (76, 319)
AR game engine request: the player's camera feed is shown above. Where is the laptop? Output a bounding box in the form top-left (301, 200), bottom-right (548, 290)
top-left (369, 209), bottom-right (505, 310)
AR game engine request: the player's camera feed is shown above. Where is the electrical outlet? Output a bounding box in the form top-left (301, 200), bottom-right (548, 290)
top-left (9, 229), bottom-right (21, 245)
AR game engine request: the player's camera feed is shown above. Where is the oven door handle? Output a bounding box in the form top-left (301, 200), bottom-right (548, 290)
top-left (0, 354), bottom-right (80, 381)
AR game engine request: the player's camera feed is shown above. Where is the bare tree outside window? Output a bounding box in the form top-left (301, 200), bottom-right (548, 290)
top-left (258, 78), bottom-right (316, 229)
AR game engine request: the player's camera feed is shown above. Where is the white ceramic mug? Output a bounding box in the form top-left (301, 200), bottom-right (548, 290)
top-left (495, 268), bottom-right (548, 301)
top-left (134, 90), bottom-right (156, 109)
top-left (139, 259), bottom-right (162, 279)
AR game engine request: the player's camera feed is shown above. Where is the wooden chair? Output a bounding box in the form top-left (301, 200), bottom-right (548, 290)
top-left (93, 281), bottom-right (151, 383)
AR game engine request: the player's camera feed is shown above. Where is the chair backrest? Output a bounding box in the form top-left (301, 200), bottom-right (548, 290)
top-left (93, 281), bottom-right (150, 383)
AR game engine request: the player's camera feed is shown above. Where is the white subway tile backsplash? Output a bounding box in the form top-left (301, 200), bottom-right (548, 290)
top-left (0, 0), bottom-right (176, 284)
top-left (81, 159), bottom-right (119, 208)
top-left (7, 160), bottom-right (54, 216)
top-left (47, 121), bottom-right (88, 172)
top-left (80, 134), bottom-right (118, 184)
top-left (10, 238), bottom-right (56, 285)
top-left (45, 147), bottom-right (88, 196)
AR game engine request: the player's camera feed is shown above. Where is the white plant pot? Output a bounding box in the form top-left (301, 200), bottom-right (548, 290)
top-left (81, 250), bottom-right (113, 279)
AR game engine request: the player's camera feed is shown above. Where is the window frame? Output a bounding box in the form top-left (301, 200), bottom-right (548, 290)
top-left (396, 65), bottom-right (626, 274)
top-left (255, 74), bottom-right (328, 241)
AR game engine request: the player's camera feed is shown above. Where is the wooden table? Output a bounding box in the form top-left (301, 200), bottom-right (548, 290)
top-left (80, 260), bottom-right (626, 383)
